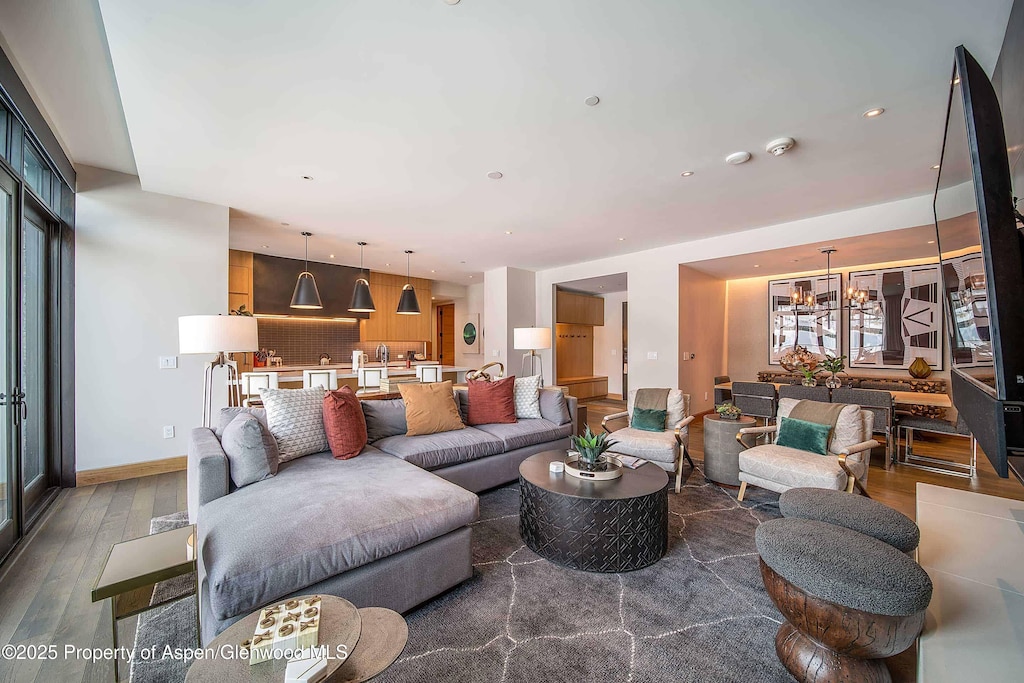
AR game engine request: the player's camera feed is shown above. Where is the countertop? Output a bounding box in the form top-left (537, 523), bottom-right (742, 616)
top-left (259, 363), bottom-right (473, 381)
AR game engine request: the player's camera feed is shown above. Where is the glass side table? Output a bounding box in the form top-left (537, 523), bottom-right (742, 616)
top-left (92, 524), bottom-right (199, 681)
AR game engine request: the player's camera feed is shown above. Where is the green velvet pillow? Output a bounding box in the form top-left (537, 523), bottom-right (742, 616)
top-left (776, 417), bottom-right (831, 455)
top-left (632, 407), bottom-right (667, 432)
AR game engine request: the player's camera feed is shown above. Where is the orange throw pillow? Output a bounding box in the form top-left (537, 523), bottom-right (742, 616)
top-left (399, 381), bottom-right (466, 436)
top-left (323, 386), bottom-right (367, 459)
top-left (467, 376), bottom-right (517, 426)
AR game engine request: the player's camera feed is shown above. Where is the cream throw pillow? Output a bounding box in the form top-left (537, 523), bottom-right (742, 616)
top-left (513, 375), bottom-right (543, 419)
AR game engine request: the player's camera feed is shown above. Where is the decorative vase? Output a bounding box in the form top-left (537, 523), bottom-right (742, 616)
top-left (908, 357), bottom-right (932, 379)
top-left (825, 373), bottom-right (842, 389)
top-left (802, 376), bottom-right (818, 387)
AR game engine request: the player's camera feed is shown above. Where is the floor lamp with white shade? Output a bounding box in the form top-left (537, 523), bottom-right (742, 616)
top-left (513, 327), bottom-right (551, 386)
top-left (178, 315), bottom-right (259, 428)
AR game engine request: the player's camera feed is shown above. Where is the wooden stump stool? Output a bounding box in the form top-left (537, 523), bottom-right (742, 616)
top-left (755, 518), bottom-right (933, 683)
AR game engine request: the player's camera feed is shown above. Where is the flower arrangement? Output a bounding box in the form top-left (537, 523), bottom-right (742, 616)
top-left (715, 402), bottom-right (742, 420)
top-left (570, 426), bottom-right (612, 470)
top-left (779, 344), bottom-right (820, 373)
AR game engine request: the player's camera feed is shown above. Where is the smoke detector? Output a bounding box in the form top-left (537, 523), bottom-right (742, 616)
top-left (725, 151), bottom-right (752, 165)
top-left (766, 137), bottom-right (796, 156)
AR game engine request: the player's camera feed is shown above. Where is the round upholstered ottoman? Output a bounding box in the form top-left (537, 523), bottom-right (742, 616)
top-left (756, 518), bottom-right (932, 683)
top-left (779, 488), bottom-right (920, 553)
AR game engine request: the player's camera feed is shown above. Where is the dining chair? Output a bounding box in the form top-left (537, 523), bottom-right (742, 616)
top-left (778, 385), bottom-right (831, 402)
top-left (731, 381), bottom-right (778, 425)
top-left (714, 375), bottom-right (732, 405)
top-left (303, 369), bottom-right (339, 390)
top-left (831, 387), bottom-right (893, 464)
top-left (240, 371), bottom-right (278, 406)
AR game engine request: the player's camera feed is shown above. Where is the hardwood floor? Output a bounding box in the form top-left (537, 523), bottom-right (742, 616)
top-left (0, 471), bottom-right (186, 683)
top-left (0, 403), bottom-right (1019, 682)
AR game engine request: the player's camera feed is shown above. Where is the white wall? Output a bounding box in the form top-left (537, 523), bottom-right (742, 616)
top-left (455, 282), bottom-right (484, 367)
top-left (594, 291), bottom-right (627, 396)
top-left (76, 166), bottom-right (229, 471)
top-left (482, 267), bottom-right (536, 373)
top-left (535, 192), bottom-right (935, 390)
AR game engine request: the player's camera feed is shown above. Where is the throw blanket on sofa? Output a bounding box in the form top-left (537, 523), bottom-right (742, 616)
top-left (634, 388), bottom-right (670, 417)
top-left (789, 399), bottom-right (847, 432)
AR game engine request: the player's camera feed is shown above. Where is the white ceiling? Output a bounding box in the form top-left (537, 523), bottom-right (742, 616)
top-left (558, 272), bottom-right (628, 295)
top-left (0, 0), bottom-right (136, 175)
top-left (15, 1), bottom-right (1015, 283)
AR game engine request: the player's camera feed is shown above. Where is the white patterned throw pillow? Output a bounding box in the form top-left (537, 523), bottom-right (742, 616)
top-left (513, 375), bottom-right (543, 419)
top-left (258, 387), bottom-right (329, 462)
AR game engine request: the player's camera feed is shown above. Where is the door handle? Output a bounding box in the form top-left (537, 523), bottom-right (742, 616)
top-left (0, 392), bottom-right (6, 406)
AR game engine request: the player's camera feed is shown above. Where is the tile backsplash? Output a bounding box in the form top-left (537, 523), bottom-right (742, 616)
top-left (257, 319), bottom-right (361, 366)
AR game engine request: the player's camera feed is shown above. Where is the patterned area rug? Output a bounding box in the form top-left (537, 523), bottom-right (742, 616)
top-left (133, 464), bottom-right (789, 682)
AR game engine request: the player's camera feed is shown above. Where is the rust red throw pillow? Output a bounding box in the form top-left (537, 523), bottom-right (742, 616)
top-left (323, 386), bottom-right (367, 459)
top-left (467, 376), bottom-right (517, 426)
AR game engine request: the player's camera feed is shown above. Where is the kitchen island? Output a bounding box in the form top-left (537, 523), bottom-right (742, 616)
top-left (252, 362), bottom-right (474, 388)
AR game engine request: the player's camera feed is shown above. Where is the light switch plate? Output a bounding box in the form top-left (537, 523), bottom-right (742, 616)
top-left (162, 426), bottom-right (175, 439)
top-left (680, 351), bottom-right (689, 361)
top-left (159, 356), bottom-right (178, 369)
top-left (646, 351), bottom-right (658, 360)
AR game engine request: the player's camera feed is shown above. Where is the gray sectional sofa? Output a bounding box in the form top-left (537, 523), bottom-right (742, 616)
top-left (188, 387), bottom-right (577, 642)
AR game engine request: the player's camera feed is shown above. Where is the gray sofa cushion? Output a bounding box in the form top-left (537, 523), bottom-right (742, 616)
top-left (475, 419), bottom-right (573, 451)
top-left (539, 389), bottom-right (571, 426)
top-left (216, 407), bottom-right (268, 438)
top-left (199, 448), bottom-right (479, 621)
top-left (221, 413), bottom-right (278, 487)
top-left (374, 427), bottom-right (504, 469)
top-left (362, 399), bottom-right (407, 442)
top-left (779, 487), bottom-right (920, 552)
top-left (755, 518), bottom-right (932, 616)
top-left (454, 390), bottom-right (470, 424)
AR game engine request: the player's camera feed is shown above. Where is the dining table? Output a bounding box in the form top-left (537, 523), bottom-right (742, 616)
top-left (713, 382), bottom-right (953, 409)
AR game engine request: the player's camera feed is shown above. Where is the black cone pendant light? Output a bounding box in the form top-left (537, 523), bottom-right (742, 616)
top-left (290, 231), bottom-right (324, 309)
top-left (349, 241), bottom-right (376, 313)
top-left (396, 250), bottom-right (421, 315)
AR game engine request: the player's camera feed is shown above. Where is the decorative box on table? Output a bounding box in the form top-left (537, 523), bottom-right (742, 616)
top-left (243, 596), bottom-right (321, 664)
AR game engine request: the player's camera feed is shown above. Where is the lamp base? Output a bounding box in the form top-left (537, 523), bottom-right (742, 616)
top-left (520, 351), bottom-right (544, 386)
top-left (202, 353), bottom-right (241, 428)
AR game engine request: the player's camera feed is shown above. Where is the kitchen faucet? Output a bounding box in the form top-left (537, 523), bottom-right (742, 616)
top-left (375, 343), bottom-right (390, 366)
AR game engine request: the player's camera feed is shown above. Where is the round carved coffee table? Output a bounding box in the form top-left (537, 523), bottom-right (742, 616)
top-left (518, 450), bottom-right (668, 572)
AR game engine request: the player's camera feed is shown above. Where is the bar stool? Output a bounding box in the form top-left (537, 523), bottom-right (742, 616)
top-left (303, 369), bottom-right (338, 390)
top-left (240, 372), bottom-right (278, 406)
top-left (358, 367), bottom-right (384, 392)
top-left (416, 365), bottom-right (443, 383)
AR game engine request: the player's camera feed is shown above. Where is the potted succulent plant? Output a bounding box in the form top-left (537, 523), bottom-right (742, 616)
top-left (820, 353), bottom-right (847, 389)
top-left (570, 426), bottom-right (612, 471)
top-left (715, 402), bottom-right (742, 420)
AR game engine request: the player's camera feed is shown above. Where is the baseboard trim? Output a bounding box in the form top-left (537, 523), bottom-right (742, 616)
top-left (76, 455), bottom-right (187, 487)
top-left (694, 409), bottom-right (716, 418)
top-left (607, 393), bottom-right (623, 401)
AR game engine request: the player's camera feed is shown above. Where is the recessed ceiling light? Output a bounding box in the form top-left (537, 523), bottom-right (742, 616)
top-left (618, 237), bottom-right (625, 241)
top-left (927, 240), bottom-right (936, 244)
top-left (726, 151), bottom-right (752, 165)
top-left (862, 107), bottom-right (885, 118)
top-left (487, 171), bottom-right (503, 180)
top-left (262, 244), bottom-right (269, 249)
top-left (431, 270), bottom-right (436, 273)
top-left (469, 275), bottom-right (474, 278)
top-left (385, 262), bottom-right (390, 267)
top-left (598, 285), bottom-right (605, 289)
top-left (931, 164), bottom-right (940, 170)
top-left (505, 230), bottom-right (513, 235)
top-left (444, 0), bottom-right (460, 5)
top-left (790, 259), bottom-right (800, 263)
top-left (754, 264), bottom-right (760, 268)
top-left (584, 95), bottom-right (600, 106)
top-left (680, 171), bottom-right (694, 177)
top-left (301, 175), bottom-right (314, 180)
top-left (329, 254), bottom-right (335, 259)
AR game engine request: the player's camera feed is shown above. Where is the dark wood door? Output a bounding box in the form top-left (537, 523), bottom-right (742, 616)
top-left (437, 304), bottom-right (455, 363)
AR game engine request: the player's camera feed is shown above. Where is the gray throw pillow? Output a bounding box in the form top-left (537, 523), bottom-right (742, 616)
top-left (539, 388), bottom-right (571, 426)
top-left (221, 413), bottom-right (279, 488)
top-left (216, 406), bottom-right (268, 438)
top-left (361, 399), bottom-right (408, 442)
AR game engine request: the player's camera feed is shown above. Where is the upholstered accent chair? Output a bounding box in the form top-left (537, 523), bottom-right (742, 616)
top-left (735, 398), bottom-right (878, 499)
top-left (601, 389), bottom-right (695, 493)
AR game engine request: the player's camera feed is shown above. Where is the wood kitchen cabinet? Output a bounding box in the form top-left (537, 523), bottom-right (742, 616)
top-left (556, 290), bottom-right (604, 326)
top-left (360, 272), bottom-right (433, 342)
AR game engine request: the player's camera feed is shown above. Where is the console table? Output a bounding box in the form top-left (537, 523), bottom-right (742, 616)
top-left (916, 484), bottom-right (1024, 681)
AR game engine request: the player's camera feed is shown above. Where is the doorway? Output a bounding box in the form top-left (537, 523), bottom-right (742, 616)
top-left (436, 303), bottom-right (455, 364)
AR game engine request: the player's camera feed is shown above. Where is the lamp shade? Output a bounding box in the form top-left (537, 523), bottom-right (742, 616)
top-left (349, 277), bottom-right (376, 312)
top-left (179, 315), bottom-right (259, 354)
top-left (514, 327), bottom-right (552, 350)
top-left (396, 284), bottom-right (421, 315)
top-left (290, 271), bottom-right (323, 309)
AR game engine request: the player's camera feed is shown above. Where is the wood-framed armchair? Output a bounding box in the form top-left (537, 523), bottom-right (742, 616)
top-left (734, 398), bottom-right (878, 500)
top-left (601, 389), bottom-right (695, 493)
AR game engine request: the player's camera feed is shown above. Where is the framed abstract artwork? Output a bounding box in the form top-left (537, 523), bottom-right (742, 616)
top-left (847, 264), bottom-right (943, 369)
top-left (768, 275), bottom-right (841, 365)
